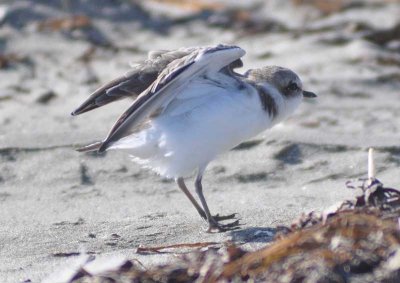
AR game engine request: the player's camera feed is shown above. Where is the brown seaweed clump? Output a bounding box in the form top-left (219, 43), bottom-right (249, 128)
top-left (67, 179), bottom-right (400, 283)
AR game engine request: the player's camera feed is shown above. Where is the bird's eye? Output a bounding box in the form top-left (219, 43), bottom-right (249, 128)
top-left (287, 82), bottom-right (299, 91)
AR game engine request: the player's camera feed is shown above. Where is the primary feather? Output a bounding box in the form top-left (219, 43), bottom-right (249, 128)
top-left (71, 46), bottom-right (243, 116)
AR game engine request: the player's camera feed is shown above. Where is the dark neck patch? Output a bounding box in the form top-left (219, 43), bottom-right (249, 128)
top-left (255, 85), bottom-right (278, 119)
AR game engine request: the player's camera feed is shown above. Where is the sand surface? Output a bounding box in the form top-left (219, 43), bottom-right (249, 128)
top-left (1, 1), bottom-right (400, 282)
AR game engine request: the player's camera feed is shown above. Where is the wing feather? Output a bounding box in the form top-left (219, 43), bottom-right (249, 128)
top-left (71, 49), bottom-right (194, 116)
top-left (97, 44), bottom-right (245, 152)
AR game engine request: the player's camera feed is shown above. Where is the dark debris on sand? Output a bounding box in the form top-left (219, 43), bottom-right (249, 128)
top-left (63, 178), bottom-right (400, 283)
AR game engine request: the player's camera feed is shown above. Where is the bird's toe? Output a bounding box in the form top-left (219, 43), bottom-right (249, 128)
top-left (206, 219), bottom-right (240, 233)
top-left (213, 213), bottom-right (238, 221)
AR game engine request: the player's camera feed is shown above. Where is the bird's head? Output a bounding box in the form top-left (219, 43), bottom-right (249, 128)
top-left (246, 66), bottom-right (316, 120)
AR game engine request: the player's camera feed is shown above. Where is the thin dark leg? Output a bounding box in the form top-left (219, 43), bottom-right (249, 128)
top-left (176, 178), bottom-right (207, 220)
top-left (194, 175), bottom-right (220, 232)
top-left (194, 171), bottom-right (240, 232)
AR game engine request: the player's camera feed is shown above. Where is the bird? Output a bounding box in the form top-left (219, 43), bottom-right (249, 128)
top-left (71, 44), bottom-right (316, 232)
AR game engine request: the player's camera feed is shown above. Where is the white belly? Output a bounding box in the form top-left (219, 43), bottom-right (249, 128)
top-left (110, 82), bottom-right (271, 178)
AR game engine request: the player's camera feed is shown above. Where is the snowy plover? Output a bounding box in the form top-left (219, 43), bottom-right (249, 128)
top-left (72, 44), bottom-right (316, 232)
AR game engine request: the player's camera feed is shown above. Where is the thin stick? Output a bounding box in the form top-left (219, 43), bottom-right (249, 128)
top-left (136, 241), bottom-right (220, 254)
top-left (368, 148), bottom-right (375, 184)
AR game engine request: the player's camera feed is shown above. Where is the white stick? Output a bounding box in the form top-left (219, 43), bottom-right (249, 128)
top-left (368, 148), bottom-right (375, 182)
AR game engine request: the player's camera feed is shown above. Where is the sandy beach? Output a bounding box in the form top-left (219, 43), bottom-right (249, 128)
top-left (1, 1), bottom-right (400, 282)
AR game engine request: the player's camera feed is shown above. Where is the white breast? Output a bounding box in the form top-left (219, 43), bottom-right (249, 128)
top-left (110, 77), bottom-right (272, 178)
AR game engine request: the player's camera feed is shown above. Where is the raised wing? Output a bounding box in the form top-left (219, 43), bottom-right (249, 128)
top-left (71, 49), bottom-right (195, 116)
top-left (94, 44), bottom-right (245, 153)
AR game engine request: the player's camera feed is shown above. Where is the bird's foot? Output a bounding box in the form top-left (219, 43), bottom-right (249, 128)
top-left (212, 213), bottom-right (237, 221)
top-left (206, 217), bottom-right (240, 233)
top-left (200, 212), bottom-right (238, 222)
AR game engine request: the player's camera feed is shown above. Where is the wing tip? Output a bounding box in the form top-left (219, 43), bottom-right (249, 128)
top-left (76, 141), bottom-right (103, 152)
top-left (71, 103), bottom-right (97, 116)
top-left (71, 105), bottom-right (86, 116)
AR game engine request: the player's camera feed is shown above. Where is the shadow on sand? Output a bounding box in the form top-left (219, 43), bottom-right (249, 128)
top-left (229, 226), bottom-right (277, 243)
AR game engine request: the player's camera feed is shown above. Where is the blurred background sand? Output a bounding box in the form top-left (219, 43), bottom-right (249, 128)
top-left (0, 0), bottom-right (399, 282)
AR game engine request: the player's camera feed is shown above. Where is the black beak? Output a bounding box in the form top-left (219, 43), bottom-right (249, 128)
top-left (303, 90), bottom-right (317, 98)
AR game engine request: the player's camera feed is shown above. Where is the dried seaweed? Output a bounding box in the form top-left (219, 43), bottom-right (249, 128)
top-left (0, 53), bottom-right (29, 69)
top-left (149, 0), bottom-right (224, 12)
top-left (37, 15), bottom-right (91, 31)
top-left (64, 176), bottom-right (400, 283)
top-left (292, 0), bottom-right (349, 14)
top-left (62, 149), bottom-right (400, 282)
top-left (136, 241), bottom-right (220, 254)
top-left (76, 46), bottom-right (96, 63)
top-left (364, 22), bottom-right (400, 45)
top-left (207, 7), bottom-right (287, 36)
